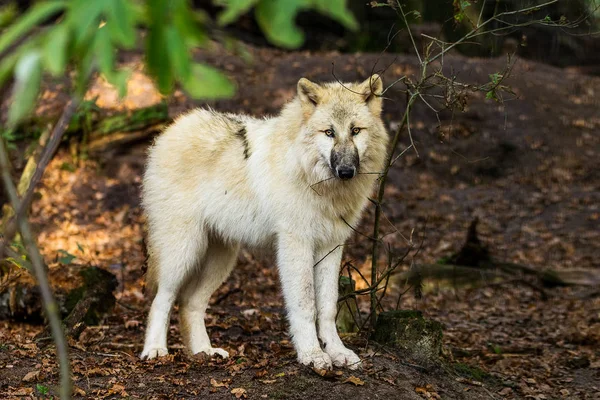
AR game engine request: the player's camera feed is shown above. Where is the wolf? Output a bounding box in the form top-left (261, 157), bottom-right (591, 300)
top-left (140, 75), bottom-right (389, 370)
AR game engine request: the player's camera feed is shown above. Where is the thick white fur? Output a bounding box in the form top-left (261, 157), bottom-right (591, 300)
top-left (141, 75), bottom-right (389, 370)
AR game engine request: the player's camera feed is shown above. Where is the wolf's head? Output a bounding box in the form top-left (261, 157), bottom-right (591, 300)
top-left (296, 75), bottom-right (386, 181)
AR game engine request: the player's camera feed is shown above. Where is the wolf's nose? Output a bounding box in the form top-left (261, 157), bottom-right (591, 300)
top-left (337, 167), bottom-right (356, 180)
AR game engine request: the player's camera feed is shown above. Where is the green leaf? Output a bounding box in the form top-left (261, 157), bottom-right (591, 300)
top-left (113, 69), bottom-right (131, 98)
top-left (0, 50), bottom-right (19, 89)
top-left (36, 384), bottom-right (49, 395)
top-left (485, 90), bottom-right (497, 101)
top-left (489, 72), bottom-right (502, 85)
top-left (0, 1), bottom-right (65, 56)
top-left (106, 0), bottom-right (136, 48)
top-left (94, 27), bottom-right (129, 97)
top-left (172, 0), bottom-right (207, 47)
top-left (166, 26), bottom-right (191, 81)
top-left (146, 29), bottom-right (172, 93)
top-left (57, 249), bottom-right (76, 265)
top-left (5, 255), bottom-right (28, 270)
top-left (95, 27), bottom-right (115, 78)
top-left (0, 3), bottom-right (18, 28)
top-left (75, 46), bottom-right (94, 97)
top-left (255, 0), bottom-right (306, 49)
top-left (146, 0), bottom-right (172, 93)
top-left (8, 51), bottom-right (42, 127)
top-left (67, 0), bottom-right (105, 46)
top-left (217, 0), bottom-right (260, 26)
top-left (182, 64), bottom-right (235, 99)
top-left (312, 0), bottom-right (358, 31)
top-left (43, 24), bottom-right (70, 76)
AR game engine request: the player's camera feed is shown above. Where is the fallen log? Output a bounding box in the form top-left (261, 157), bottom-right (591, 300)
top-left (396, 218), bottom-right (600, 289)
top-left (0, 266), bottom-right (117, 340)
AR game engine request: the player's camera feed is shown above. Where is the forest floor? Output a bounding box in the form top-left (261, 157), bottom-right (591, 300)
top-left (0, 44), bottom-right (599, 399)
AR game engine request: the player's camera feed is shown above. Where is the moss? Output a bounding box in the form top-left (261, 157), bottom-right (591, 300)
top-left (336, 276), bottom-right (358, 333)
top-left (270, 390), bottom-right (288, 400)
top-left (372, 310), bottom-right (443, 364)
top-left (454, 363), bottom-right (491, 382)
top-left (292, 376), bottom-right (311, 391)
top-left (63, 266), bottom-right (118, 326)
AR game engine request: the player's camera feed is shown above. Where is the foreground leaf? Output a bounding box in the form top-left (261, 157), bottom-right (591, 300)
top-left (183, 64), bottom-right (235, 99)
top-left (43, 24), bottom-right (70, 76)
top-left (0, 1), bottom-right (65, 55)
top-left (8, 51), bottom-right (42, 127)
top-left (217, 0), bottom-right (259, 26)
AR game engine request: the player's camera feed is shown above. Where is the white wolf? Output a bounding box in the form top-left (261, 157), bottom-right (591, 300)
top-left (140, 75), bottom-right (389, 370)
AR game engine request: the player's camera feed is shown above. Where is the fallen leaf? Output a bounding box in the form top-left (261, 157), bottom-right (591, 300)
top-left (311, 367), bottom-right (338, 378)
top-left (12, 387), bottom-right (34, 396)
top-left (498, 387), bottom-right (512, 396)
top-left (74, 386), bottom-right (87, 396)
top-left (231, 387), bottom-right (247, 398)
top-left (380, 376), bottom-right (396, 386)
top-left (343, 375), bottom-right (365, 386)
top-left (210, 378), bottom-right (229, 388)
top-left (22, 370), bottom-right (40, 382)
top-left (124, 319), bottom-right (140, 329)
top-left (109, 383), bottom-right (128, 396)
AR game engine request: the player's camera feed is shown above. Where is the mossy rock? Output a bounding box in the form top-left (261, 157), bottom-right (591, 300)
top-left (336, 276), bottom-right (358, 333)
top-left (372, 310), bottom-right (443, 364)
top-left (64, 266), bottom-right (117, 326)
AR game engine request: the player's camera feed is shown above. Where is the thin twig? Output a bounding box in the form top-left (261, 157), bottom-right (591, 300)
top-left (368, 92), bottom-right (416, 330)
top-left (0, 138), bottom-right (72, 399)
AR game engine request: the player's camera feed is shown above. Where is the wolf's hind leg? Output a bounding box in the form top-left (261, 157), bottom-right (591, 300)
top-left (141, 224), bottom-right (207, 360)
top-left (179, 237), bottom-right (239, 358)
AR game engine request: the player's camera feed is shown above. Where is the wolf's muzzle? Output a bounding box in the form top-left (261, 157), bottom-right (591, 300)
top-left (336, 166), bottom-right (356, 180)
top-left (331, 143), bottom-right (359, 181)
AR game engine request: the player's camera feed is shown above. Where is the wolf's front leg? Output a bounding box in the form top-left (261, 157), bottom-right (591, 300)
top-left (315, 244), bottom-right (362, 370)
top-left (277, 233), bottom-right (332, 370)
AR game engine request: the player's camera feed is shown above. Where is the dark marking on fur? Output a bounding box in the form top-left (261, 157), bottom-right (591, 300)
top-left (228, 116), bottom-right (243, 125)
top-left (235, 126), bottom-right (251, 160)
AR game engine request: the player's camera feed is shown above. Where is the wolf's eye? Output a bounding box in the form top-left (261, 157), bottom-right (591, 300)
top-left (324, 129), bottom-right (335, 138)
top-left (351, 127), bottom-right (361, 135)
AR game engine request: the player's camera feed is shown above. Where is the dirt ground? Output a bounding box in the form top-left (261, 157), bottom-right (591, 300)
top-left (0, 44), bottom-right (599, 399)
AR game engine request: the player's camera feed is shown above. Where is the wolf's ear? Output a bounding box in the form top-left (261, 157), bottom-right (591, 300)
top-left (297, 78), bottom-right (321, 106)
top-left (358, 74), bottom-right (383, 115)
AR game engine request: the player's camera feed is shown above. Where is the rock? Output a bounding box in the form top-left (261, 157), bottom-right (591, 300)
top-left (372, 310), bottom-right (443, 364)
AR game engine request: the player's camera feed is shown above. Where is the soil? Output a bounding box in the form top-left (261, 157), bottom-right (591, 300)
top-left (0, 43), bottom-right (599, 399)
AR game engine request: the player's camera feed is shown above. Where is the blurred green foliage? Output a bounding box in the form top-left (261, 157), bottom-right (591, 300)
top-left (0, 0), bottom-right (357, 128)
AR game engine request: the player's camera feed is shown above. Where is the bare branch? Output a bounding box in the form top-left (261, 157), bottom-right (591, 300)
top-left (0, 138), bottom-right (72, 399)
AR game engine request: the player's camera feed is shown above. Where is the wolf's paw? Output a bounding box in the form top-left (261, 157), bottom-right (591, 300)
top-left (140, 346), bottom-right (168, 360)
top-left (193, 347), bottom-right (229, 359)
top-left (326, 347), bottom-right (362, 370)
top-left (297, 348), bottom-right (332, 370)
